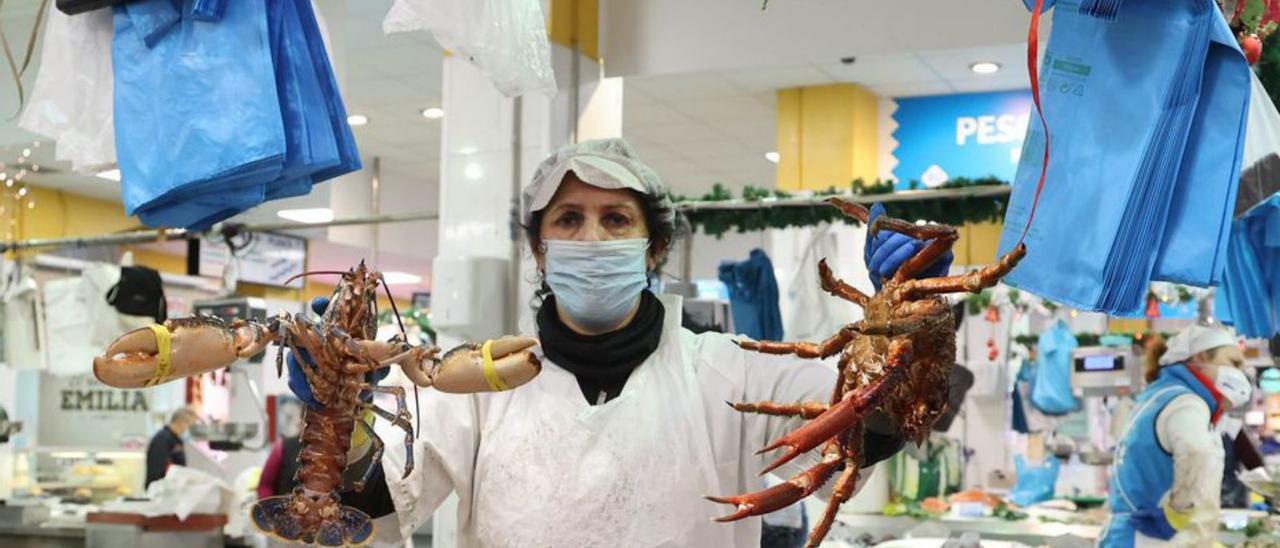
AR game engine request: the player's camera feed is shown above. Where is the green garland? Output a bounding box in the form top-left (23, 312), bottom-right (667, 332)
top-left (672, 177), bottom-right (1010, 237)
top-left (1012, 331), bottom-right (1174, 350)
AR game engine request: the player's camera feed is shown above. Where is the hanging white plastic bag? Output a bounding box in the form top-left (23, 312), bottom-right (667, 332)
top-left (1237, 70), bottom-right (1280, 217)
top-left (18, 3), bottom-right (116, 175)
top-left (383, 0), bottom-right (557, 98)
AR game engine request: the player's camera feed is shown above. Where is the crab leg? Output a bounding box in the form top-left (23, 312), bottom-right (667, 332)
top-left (807, 456), bottom-right (862, 548)
top-left (707, 442), bottom-right (843, 522)
top-left (865, 216), bottom-right (960, 285)
top-left (896, 243), bottom-right (1027, 300)
top-left (851, 316), bottom-right (933, 337)
top-left (735, 327), bottom-right (852, 359)
top-left (818, 259), bottom-right (870, 307)
top-left (827, 197), bottom-right (870, 223)
top-left (729, 400), bottom-right (829, 419)
top-left (756, 340), bottom-right (912, 475)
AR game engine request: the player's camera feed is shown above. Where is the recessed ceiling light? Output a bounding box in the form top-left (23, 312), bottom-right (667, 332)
top-left (276, 207), bottom-right (335, 224)
top-left (464, 163), bottom-right (484, 180)
top-left (421, 107), bottom-right (444, 119)
top-left (382, 271), bottom-right (422, 285)
top-left (765, 151), bottom-right (780, 164)
top-left (347, 114), bottom-right (369, 126)
top-left (96, 169), bottom-right (121, 182)
top-left (969, 61), bottom-right (1001, 75)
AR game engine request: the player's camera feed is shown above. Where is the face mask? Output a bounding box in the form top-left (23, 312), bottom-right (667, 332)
top-left (544, 238), bottom-right (648, 333)
top-left (1214, 366), bottom-right (1253, 409)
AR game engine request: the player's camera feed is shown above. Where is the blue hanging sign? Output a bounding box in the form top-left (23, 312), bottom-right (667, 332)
top-left (891, 90), bottom-right (1033, 189)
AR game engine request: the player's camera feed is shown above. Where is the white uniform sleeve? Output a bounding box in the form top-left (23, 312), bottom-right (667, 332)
top-left (371, 388), bottom-right (481, 544)
top-left (737, 341), bottom-right (876, 500)
top-left (1154, 394), bottom-right (1223, 547)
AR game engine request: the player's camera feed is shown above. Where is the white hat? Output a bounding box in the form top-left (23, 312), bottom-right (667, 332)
top-left (522, 138), bottom-right (675, 229)
top-left (1158, 324), bottom-right (1239, 366)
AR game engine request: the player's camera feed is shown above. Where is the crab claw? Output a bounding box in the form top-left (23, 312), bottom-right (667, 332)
top-left (94, 317), bottom-right (276, 389)
top-left (756, 341), bottom-right (912, 476)
top-left (708, 449), bottom-right (842, 522)
top-left (430, 336), bottom-right (541, 394)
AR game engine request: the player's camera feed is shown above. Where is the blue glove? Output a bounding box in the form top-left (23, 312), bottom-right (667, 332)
top-left (1130, 506), bottom-right (1179, 541)
top-left (864, 203), bottom-right (954, 291)
top-left (286, 297), bottom-right (390, 409)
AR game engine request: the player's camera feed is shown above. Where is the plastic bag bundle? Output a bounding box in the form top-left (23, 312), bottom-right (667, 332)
top-left (113, 0), bottom-right (359, 229)
top-left (998, 0), bottom-right (1250, 316)
top-left (1215, 194), bottom-right (1280, 338)
top-left (1238, 70), bottom-right (1280, 217)
top-left (19, 4), bottom-right (117, 175)
top-left (383, 0), bottom-right (556, 98)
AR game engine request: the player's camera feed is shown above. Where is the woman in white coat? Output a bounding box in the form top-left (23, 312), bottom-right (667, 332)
top-left (292, 138), bottom-right (933, 547)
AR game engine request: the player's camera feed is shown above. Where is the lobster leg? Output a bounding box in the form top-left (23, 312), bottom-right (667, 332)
top-left (896, 243), bottom-right (1027, 300)
top-left (360, 385), bottom-right (415, 479)
top-left (729, 401), bottom-right (829, 419)
top-left (818, 259), bottom-right (870, 307)
top-left (735, 327), bottom-right (852, 359)
top-left (756, 339), bottom-right (912, 475)
top-left (708, 441), bottom-right (843, 522)
top-left (349, 418), bottom-right (384, 493)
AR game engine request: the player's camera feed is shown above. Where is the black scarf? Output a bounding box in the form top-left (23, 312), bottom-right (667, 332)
top-left (536, 291), bottom-right (665, 405)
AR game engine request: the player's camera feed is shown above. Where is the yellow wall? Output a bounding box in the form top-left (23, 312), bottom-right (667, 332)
top-left (776, 84), bottom-right (879, 191)
top-left (548, 0), bottom-right (599, 61)
top-left (954, 220), bottom-right (1004, 266)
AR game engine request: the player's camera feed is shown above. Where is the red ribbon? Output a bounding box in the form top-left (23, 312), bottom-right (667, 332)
top-left (1019, 0), bottom-right (1050, 244)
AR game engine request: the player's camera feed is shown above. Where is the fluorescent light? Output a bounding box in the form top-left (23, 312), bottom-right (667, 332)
top-left (969, 61), bottom-right (1001, 75)
top-left (464, 163), bottom-right (483, 180)
top-left (96, 169), bottom-right (121, 182)
top-left (50, 451), bottom-right (89, 459)
top-left (95, 451), bottom-right (143, 460)
top-left (764, 151), bottom-right (780, 164)
top-left (382, 271), bottom-right (422, 285)
top-left (347, 114), bottom-right (369, 126)
top-left (277, 208), bottom-right (335, 224)
top-left (421, 107), bottom-right (444, 119)
top-left (457, 146), bottom-right (478, 155)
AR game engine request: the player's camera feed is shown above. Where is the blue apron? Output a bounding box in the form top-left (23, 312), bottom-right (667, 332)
top-left (1100, 364), bottom-right (1218, 547)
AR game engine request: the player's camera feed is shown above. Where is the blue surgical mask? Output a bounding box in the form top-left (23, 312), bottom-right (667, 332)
top-left (544, 238), bottom-right (648, 333)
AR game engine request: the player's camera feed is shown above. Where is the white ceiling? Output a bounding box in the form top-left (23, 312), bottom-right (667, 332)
top-left (623, 43), bottom-right (1033, 197)
top-left (0, 0), bottom-right (1042, 270)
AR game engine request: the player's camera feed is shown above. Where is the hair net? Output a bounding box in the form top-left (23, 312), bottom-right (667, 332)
top-left (1158, 324), bottom-right (1239, 366)
top-left (522, 138), bottom-right (676, 231)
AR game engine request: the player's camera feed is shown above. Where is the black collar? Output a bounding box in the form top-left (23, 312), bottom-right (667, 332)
top-left (536, 291), bottom-right (665, 405)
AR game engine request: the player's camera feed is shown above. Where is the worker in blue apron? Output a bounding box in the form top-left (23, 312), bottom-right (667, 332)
top-left (1101, 324), bottom-right (1252, 547)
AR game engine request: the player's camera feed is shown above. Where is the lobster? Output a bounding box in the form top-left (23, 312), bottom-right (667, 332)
top-left (707, 198), bottom-right (1026, 547)
top-left (94, 261), bottom-right (541, 545)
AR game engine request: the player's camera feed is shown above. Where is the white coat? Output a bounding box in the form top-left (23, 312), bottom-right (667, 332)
top-left (370, 294), bottom-right (871, 547)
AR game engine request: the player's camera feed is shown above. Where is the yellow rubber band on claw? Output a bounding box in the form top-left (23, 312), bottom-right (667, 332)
top-left (144, 324), bottom-right (172, 387)
top-left (480, 340), bottom-right (510, 391)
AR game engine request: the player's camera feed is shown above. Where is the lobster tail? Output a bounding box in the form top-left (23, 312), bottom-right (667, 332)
top-left (251, 494), bottom-right (374, 546)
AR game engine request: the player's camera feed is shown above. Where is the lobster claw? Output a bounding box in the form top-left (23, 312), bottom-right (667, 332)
top-left (93, 317), bottom-right (275, 389)
top-left (428, 336), bottom-right (541, 393)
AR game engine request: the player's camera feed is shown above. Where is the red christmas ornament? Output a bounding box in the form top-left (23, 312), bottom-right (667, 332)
top-left (1145, 295), bottom-right (1161, 318)
top-left (985, 306), bottom-right (1000, 323)
top-left (1244, 33), bottom-right (1263, 64)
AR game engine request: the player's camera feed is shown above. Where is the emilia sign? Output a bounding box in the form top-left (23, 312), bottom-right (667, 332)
top-left (891, 90), bottom-right (1033, 189)
top-left (60, 389), bottom-right (149, 412)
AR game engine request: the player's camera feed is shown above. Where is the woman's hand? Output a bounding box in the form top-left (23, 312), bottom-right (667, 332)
top-left (864, 203), bottom-right (955, 290)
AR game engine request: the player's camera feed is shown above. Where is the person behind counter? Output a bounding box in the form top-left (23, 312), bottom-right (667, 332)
top-left (1100, 324), bottom-right (1252, 547)
top-left (144, 407), bottom-right (199, 488)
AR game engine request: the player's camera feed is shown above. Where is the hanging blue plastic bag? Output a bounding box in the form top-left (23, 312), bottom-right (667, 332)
top-left (114, 0), bottom-right (284, 226)
top-left (1216, 195), bottom-right (1280, 338)
top-left (1029, 320), bottom-right (1079, 415)
top-left (998, 1), bottom-right (1248, 315)
top-left (1150, 11), bottom-right (1250, 287)
top-left (1009, 455), bottom-right (1059, 507)
top-left (292, 0), bottom-right (360, 184)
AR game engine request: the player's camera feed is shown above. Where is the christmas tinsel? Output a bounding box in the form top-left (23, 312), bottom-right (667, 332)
top-left (672, 177), bottom-right (1009, 237)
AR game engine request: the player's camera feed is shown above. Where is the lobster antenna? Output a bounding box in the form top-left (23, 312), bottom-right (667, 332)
top-left (376, 273), bottom-right (418, 435)
top-left (283, 270), bottom-right (348, 286)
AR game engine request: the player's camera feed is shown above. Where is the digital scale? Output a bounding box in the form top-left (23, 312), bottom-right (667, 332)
top-left (1070, 346), bottom-right (1142, 397)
